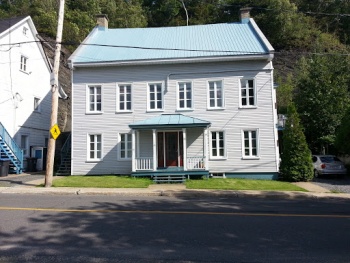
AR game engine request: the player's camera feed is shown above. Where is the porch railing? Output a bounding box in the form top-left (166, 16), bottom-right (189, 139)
top-left (187, 156), bottom-right (206, 170)
top-left (134, 156), bottom-right (206, 171)
top-left (135, 157), bottom-right (153, 170)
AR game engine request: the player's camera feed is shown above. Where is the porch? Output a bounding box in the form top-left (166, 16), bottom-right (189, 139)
top-left (129, 114), bottom-right (211, 179)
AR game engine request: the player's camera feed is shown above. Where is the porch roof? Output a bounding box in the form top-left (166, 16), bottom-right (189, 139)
top-left (129, 114), bottom-right (211, 129)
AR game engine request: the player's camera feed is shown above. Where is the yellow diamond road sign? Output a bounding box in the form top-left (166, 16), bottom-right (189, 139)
top-left (50, 124), bottom-right (61, 140)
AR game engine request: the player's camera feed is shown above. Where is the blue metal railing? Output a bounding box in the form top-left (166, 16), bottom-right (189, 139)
top-left (0, 122), bottom-right (23, 172)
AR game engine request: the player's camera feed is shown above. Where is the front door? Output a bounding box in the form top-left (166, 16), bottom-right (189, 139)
top-left (157, 131), bottom-right (183, 168)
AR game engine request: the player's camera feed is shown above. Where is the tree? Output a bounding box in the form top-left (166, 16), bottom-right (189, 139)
top-left (335, 107), bottom-right (350, 155)
top-left (294, 53), bottom-right (350, 154)
top-left (279, 103), bottom-right (313, 182)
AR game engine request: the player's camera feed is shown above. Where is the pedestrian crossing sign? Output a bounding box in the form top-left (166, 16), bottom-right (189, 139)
top-left (50, 124), bottom-right (61, 140)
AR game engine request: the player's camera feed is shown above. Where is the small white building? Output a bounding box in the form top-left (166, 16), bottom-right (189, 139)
top-left (68, 10), bottom-right (280, 179)
top-left (0, 16), bottom-right (52, 173)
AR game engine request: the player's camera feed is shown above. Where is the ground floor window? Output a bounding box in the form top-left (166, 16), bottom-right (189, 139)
top-left (210, 131), bottom-right (225, 158)
top-left (120, 133), bottom-right (132, 159)
top-left (242, 130), bottom-right (259, 158)
top-left (88, 134), bottom-right (102, 160)
top-left (20, 135), bottom-right (29, 157)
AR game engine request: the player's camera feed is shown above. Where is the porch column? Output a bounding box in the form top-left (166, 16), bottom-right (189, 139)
top-left (204, 128), bottom-right (208, 170)
top-left (152, 129), bottom-right (157, 171)
top-left (182, 128), bottom-right (187, 170)
top-left (131, 129), bottom-right (136, 172)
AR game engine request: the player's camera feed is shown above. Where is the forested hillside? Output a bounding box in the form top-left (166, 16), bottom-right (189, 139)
top-left (1, 0), bottom-right (349, 155)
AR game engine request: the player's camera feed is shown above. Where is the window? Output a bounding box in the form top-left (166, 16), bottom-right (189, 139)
top-left (177, 82), bottom-right (192, 110)
top-left (20, 55), bottom-right (27, 72)
top-left (20, 135), bottom-right (29, 157)
top-left (208, 80), bottom-right (224, 109)
top-left (34, 97), bottom-right (40, 112)
top-left (87, 85), bottom-right (102, 113)
top-left (120, 133), bottom-right (132, 159)
top-left (210, 131), bottom-right (225, 158)
top-left (148, 83), bottom-right (163, 111)
top-left (242, 130), bottom-right (259, 158)
top-left (88, 134), bottom-right (102, 160)
top-left (240, 79), bottom-right (256, 107)
top-left (23, 27), bottom-right (28, 36)
top-left (117, 84), bottom-right (132, 112)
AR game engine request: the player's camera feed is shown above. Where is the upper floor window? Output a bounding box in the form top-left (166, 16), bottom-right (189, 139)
top-left (117, 84), bottom-right (132, 112)
top-left (20, 55), bottom-right (27, 72)
top-left (240, 79), bottom-right (256, 107)
top-left (148, 83), bottom-right (163, 111)
top-left (87, 85), bottom-right (102, 113)
top-left (242, 130), bottom-right (259, 158)
top-left (208, 80), bottom-right (224, 109)
top-left (210, 131), bottom-right (226, 158)
top-left (88, 134), bottom-right (102, 160)
top-left (119, 133), bottom-right (132, 159)
top-left (177, 82), bottom-right (193, 110)
top-left (34, 97), bottom-right (41, 112)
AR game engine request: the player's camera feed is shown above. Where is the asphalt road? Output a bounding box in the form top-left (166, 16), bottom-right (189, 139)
top-left (0, 194), bottom-right (349, 263)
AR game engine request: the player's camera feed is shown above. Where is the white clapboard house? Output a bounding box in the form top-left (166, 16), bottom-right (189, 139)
top-left (0, 16), bottom-right (54, 173)
top-left (68, 9), bottom-right (280, 180)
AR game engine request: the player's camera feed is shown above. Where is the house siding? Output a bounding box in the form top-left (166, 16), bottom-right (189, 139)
top-left (0, 17), bottom-right (51, 170)
top-left (71, 60), bottom-right (278, 176)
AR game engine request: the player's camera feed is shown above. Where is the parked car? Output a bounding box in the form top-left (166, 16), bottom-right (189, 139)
top-left (312, 155), bottom-right (347, 178)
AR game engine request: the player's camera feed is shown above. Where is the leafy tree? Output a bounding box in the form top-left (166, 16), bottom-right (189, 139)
top-left (280, 103), bottom-right (313, 182)
top-left (335, 107), bottom-right (350, 155)
top-left (294, 53), bottom-right (350, 154)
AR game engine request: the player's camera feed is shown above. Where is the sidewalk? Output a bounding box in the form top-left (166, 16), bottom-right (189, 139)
top-left (1, 173), bottom-right (350, 200)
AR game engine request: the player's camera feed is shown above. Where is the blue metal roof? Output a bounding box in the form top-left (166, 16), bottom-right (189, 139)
top-left (70, 20), bottom-right (272, 64)
top-left (129, 114), bottom-right (211, 129)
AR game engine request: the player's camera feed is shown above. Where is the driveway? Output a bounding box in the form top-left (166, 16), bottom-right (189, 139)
top-left (0, 173), bottom-right (45, 187)
top-left (312, 176), bottom-right (350, 193)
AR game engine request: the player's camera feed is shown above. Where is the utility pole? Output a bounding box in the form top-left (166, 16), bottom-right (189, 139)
top-left (45, 0), bottom-right (65, 187)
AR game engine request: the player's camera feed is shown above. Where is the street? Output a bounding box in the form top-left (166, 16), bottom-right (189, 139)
top-left (0, 194), bottom-right (350, 262)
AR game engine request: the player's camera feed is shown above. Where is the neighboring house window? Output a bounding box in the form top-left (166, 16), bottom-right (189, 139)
top-left (120, 133), bottom-right (132, 159)
top-left (242, 130), bottom-right (259, 158)
top-left (88, 134), bottom-right (102, 160)
top-left (87, 85), bottom-right (102, 113)
top-left (117, 84), bottom-right (132, 112)
top-left (20, 55), bottom-right (27, 72)
top-left (34, 97), bottom-right (40, 112)
top-left (210, 131), bottom-right (225, 158)
top-left (20, 135), bottom-right (29, 157)
top-left (240, 79), bottom-right (256, 107)
top-left (23, 27), bottom-right (28, 36)
top-left (177, 82), bottom-right (192, 110)
top-left (148, 83), bottom-right (163, 111)
top-left (208, 80), bottom-right (224, 109)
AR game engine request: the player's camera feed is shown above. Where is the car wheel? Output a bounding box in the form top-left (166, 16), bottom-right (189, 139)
top-left (314, 170), bottom-right (320, 178)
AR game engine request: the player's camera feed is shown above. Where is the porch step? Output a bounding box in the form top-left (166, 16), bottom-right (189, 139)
top-left (153, 174), bottom-right (186, 184)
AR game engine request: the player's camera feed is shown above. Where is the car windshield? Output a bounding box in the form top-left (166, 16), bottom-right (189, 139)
top-left (320, 156), bottom-right (341, 163)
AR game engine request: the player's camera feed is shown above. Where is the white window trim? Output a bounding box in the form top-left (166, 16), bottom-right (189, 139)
top-left (116, 83), bottom-right (133, 113)
top-left (86, 84), bottom-right (103, 114)
top-left (209, 130), bottom-right (227, 160)
top-left (147, 82), bottom-right (164, 112)
top-left (176, 81), bottom-right (193, 111)
top-left (239, 78), bottom-right (257, 108)
top-left (20, 55), bottom-right (28, 73)
top-left (241, 129), bottom-right (260, 159)
top-left (207, 80), bottom-right (225, 110)
top-left (118, 132), bottom-right (132, 160)
top-left (87, 133), bottom-right (103, 162)
top-left (33, 97), bottom-right (41, 112)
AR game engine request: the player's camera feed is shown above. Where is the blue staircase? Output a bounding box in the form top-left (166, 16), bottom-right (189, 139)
top-left (0, 122), bottom-right (23, 174)
top-left (56, 133), bottom-right (71, 175)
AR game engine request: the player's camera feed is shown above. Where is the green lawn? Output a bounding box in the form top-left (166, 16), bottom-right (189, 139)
top-left (185, 178), bottom-right (307, 191)
top-left (52, 175), bottom-right (152, 188)
top-left (51, 175), bottom-right (306, 191)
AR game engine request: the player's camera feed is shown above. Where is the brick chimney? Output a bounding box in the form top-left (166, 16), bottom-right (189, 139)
top-left (96, 14), bottom-right (108, 28)
top-left (240, 7), bottom-right (252, 24)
